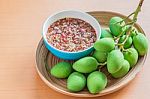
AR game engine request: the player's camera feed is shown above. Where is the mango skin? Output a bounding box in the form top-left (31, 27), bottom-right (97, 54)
top-left (100, 29), bottom-right (113, 38)
top-left (109, 17), bottom-right (126, 36)
top-left (133, 33), bottom-right (148, 56)
top-left (123, 48), bottom-right (138, 67)
top-left (125, 25), bottom-right (138, 37)
top-left (107, 50), bottom-right (124, 74)
top-left (111, 60), bottom-right (130, 78)
top-left (131, 26), bottom-right (138, 37)
top-left (87, 71), bottom-right (107, 94)
top-left (92, 51), bottom-right (107, 63)
top-left (67, 72), bottom-right (86, 92)
top-left (94, 38), bottom-right (115, 53)
top-left (119, 35), bottom-right (132, 49)
top-left (50, 62), bottom-right (72, 78)
top-left (73, 57), bottom-right (98, 73)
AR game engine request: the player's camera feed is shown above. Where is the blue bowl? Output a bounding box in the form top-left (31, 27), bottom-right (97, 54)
top-left (42, 10), bottom-right (101, 60)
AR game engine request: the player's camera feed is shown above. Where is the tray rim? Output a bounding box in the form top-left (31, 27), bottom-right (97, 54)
top-left (35, 11), bottom-right (147, 97)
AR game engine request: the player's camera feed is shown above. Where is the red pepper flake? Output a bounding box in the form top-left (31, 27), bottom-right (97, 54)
top-left (46, 18), bottom-right (97, 52)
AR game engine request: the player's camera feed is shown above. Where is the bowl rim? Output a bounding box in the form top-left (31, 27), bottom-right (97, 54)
top-left (42, 10), bottom-right (101, 53)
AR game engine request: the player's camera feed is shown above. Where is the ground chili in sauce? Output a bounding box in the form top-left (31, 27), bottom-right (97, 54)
top-left (46, 18), bottom-right (97, 52)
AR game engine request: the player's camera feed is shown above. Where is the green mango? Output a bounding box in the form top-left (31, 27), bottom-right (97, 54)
top-left (111, 60), bottom-right (130, 78)
top-left (118, 35), bottom-right (133, 49)
top-left (50, 62), bottom-right (72, 78)
top-left (107, 50), bottom-right (124, 74)
top-left (124, 25), bottom-right (130, 32)
top-left (133, 33), bottom-right (148, 56)
top-left (125, 25), bottom-right (138, 37)
top-left (73, 57), bottom-right (98, 73)
top-left (92, 50), bottom-right (107, 63)
top-left (123, 48), bottom-right (138, 67)
top-left (87, 71), bottom-right (107, 94)
top-left (94, 38), bottom-right (115, 53)
top-left (67, 72), bottom-right (86, 92)
top-left (100, 29), bottom-right (113, 38)
top-left (131, 26), bottom-right (138, 37)
top-left (109, 17), bottom-right (126, 36)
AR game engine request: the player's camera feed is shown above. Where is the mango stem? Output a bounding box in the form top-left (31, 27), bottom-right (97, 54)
top-left (98, 62), bottom-right (107, 66)
top-left (117, 0), bottom-right (144, 49)
top-left (98, 63), bottom-right (106, 70)
top-left (115, 12), bottom-right (135, 25)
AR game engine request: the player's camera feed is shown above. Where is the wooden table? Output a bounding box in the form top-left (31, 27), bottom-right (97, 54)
top-left (0, 0), bottom-right (150, 99)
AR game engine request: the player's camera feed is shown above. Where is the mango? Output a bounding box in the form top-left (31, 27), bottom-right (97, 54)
top-left (131, 26), bottom-right (138, 37)
top-left (107, 50), bottom-right (124, 74)
top-left (109, 17), bottom-right (126, 36)
top-left (133, 33), bottom-right (148, 56)
top-left (92, 50), bottom-right (107, 63)
top-left (50, 62), bottom-right (72, 78)
top-left (119, 35), bottom-right (132, 49)
top-left (125, 25), bottom-right (138, 37)
top-left (100, 29), bottom-right (113, 38)
top-left (111, 60), bottom-right (130, 78)
top-left (94, 38), bottom-right (115, 53)
top-left (123, 48), bottom-right (138, 67)
top-left (73, 57), bottom-right (98, 73)
top-left (87, 71), bottom-right (107, 94)
top-left (67, 72), bottom-right (86, 92)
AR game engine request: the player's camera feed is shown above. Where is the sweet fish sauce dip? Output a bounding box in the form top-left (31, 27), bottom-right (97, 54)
top-left (46, 18), bottom-right (97, 52)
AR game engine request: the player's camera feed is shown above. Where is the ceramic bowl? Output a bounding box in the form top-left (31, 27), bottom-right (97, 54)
top-left (42, 10), bottom-right (101, 60)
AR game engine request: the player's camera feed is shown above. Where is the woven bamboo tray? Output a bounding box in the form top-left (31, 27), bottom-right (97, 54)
top-left (35, 11), bottom-right (147, 97)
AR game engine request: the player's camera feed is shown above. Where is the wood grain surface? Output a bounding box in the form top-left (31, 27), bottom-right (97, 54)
top-left (0, 0), bottom-right (150, 99)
